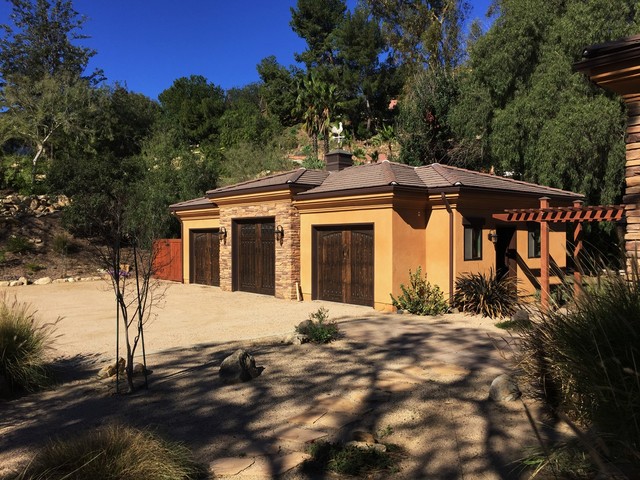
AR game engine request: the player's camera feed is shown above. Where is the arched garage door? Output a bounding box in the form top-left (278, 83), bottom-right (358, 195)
top-left (313, 225), bottom-right (374, 306)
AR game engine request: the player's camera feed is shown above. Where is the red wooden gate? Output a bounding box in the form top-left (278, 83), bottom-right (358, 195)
top-left (153, 239), bottom-right (183, 282)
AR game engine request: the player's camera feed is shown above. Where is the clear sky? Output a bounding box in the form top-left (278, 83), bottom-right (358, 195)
top-left (0, 0), bottom-right (494, 100)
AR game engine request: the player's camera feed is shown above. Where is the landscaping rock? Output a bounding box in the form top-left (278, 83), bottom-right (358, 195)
top-left (511, 309), bottom-right (530, 324)
top-left (0, 281), bottom-right (9, 287)
top-left (219, 349), bottom-right (263, 383)
top-left (53, 278), bottom-right (67, 283)
top-left (97, 357), bottom-right (126, 379)
top-left (33, 277), bottom-right (52, 285)
top-left (489, 374), bottom-right (521, 402)
top-left (351, 431), bottom-right (377, 443)
top-left (132, 363), bottom-right (152, 376)
top-left (282, 332), bottom-right (309, 345)
top-left (18, 276), bottom-right (28, 285)
top-left (296, 319), bottom-right (313, 333)
top-left (346, 441), bottom-right (387, 453)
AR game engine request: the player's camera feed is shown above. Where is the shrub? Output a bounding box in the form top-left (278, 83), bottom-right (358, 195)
top-left (51, 233), bottom-right (77, 255)
top-left (516, 268), bottom-right (640, 463)
top-left (0, 294), bottom-right (55, 393)
top-left (390, 267), bottom-right (449, 315)
top-left (296, 307), bottom-right (340, 343)
top-left (452, 269), bottom-right (518, 318)
top-left (13, 424), bottom-right (205, 480)
top-left (25, 263), bottom-right (44, 274)
top-left (302, 441), bottom-right (400, 476)
top-left (5, 235), bottom-right (33, 255)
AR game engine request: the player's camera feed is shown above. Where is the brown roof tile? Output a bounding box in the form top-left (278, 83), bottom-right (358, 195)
top-left (169, 197), bottom-right (216, 212)
top-left (417, 163), bottom-right (583, 199)
top-left (206, 168), bottom-right (328, 198)
top-left (298, 160), bottom-right (424, 195)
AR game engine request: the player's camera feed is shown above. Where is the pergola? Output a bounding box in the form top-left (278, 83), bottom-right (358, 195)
top-left (493, 197), bottom-right (625, 310)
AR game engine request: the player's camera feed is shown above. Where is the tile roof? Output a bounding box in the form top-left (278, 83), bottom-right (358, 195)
top-left (416, 163), bottom-right (583, 199)
top-left (171, 160), bottom-right (582, 210)
top-left (206, 168), bottom-right (328, 198)
top-left (297, 161), bottom-right (424, 195)
top-left (169, 196), bottom-right (215, 211)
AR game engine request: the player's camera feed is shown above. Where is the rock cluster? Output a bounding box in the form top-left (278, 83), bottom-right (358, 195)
top-left (1, 194), bottom-right (70, 218)
top-left (0, 275), bottom-right (104, 287)
top-left (219, 349), bottom-right (264, 384)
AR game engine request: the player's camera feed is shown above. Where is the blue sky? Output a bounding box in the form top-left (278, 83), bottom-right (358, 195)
top-left (0, 0), bottom-right (494, 100)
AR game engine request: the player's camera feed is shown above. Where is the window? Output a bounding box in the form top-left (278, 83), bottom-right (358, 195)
top-left (528, 223), bottom-right (541, 258)
top-left (464, 225), bottom-right (482, 260)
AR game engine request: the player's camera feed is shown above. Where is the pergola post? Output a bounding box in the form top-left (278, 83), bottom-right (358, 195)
top-left (573, 200), bottom-right (584, 298)
top-left (540, 197), bottom-right (551, 311)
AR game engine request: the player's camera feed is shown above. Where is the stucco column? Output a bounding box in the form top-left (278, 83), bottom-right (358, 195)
top-left (539, 197), bottom-right (550, 311)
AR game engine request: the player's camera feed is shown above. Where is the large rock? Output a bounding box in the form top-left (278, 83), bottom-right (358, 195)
top-left (219, 349), bottom-right (263, 384)
top-left (97, 357), bottom-right (126, 379)
top-left (33, 277), bottom-right (52, 285)
top-left (282, 332), bottom-right (309, 345)
top-left (296, 319), bottom-right (313, 334)
top-left (489, 374), bottom-right (521, 402)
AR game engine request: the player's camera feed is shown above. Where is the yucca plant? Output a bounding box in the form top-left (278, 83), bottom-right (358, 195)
top-left (452, 269), bottom-right (518, 318)
top-left (0, 294), bottom-right (56, 394)
top-left (516, 266), bottom-right (640, 462)
top-left (391, 267), bottom-right (449, 315)
top-left (13, 424), bottom-right (205, 480)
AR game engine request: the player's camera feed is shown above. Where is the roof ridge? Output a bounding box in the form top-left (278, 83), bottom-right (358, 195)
top-left (286, 168), bottom-right (307, 183)
top-left (207, 168), bottom-right (304, 194)
top-left (428, 163), bottom-right (457, 186)
top-left (381, 160), bottom-right (397, 185)
top-left (436, 164), bottom-right (581, 196)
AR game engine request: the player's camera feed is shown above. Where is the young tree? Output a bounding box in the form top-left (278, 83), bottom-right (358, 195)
top-left (256, 56), bottom-right (300, 127)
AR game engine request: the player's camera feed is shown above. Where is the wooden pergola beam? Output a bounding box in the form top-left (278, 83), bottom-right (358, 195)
top-left (492, 200), bottom-right (624, 311)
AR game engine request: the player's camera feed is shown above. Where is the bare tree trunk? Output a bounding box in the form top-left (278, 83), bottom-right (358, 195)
top-left (312, 134), bottom-right (319, 159)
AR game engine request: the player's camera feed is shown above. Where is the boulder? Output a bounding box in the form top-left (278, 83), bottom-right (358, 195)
top-left (97, 357), bottom-right (126, 379)
top-left (296, 319), bottom-right (313, 334)
top-left (351, 431), bottom-right (377, 444)
top-left (511, 309), bottom-right (530, 324)
top-left (0, 281), bottom-right (9, 287)
top-left (489, 374), bottom-right (521, 402)
top-left (345, 441), bottom-right (387, 453)
top-left (282, 332), bottom-right (309, 345)
top-left (18, 276), bottom-right (28, 285)
top-left (132, 363), bottom-right (151, 375)
top-left (219, 349), bottom-right (263, 384)
top-left (33, 277), bottom-right (52, 285)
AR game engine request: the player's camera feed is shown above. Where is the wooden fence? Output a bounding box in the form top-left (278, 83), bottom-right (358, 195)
top-left (152, 239), bottom-right (182, 282)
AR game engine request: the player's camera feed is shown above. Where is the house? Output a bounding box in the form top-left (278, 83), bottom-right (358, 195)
top-left (170, 151), bottom-right (583, 311)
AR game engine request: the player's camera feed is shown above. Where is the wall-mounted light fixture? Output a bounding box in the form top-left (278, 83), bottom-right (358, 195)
top-left (219, 226), bottom-right (227, 244)
top-left (275, 225), bottom-right (285, 245)
top-left (488, 230), bottom-right (498, 244)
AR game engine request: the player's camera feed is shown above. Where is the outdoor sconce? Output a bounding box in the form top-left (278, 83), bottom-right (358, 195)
top-left (275, 225), bottom-right (285, 245)
top-left (488, 230), bottom-right (498, 244)
top-left (219, 226), bottom-right (227, 243)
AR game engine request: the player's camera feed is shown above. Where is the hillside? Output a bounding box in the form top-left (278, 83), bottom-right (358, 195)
top-left (0, 193), bottom-right (99, 283)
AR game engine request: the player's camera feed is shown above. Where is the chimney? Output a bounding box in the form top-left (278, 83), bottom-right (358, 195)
top-left (324, 149), bottom-right (353, 172)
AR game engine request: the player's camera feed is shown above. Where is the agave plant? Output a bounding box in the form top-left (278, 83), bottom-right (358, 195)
top-left (452, 269), bottom-right (518, 318)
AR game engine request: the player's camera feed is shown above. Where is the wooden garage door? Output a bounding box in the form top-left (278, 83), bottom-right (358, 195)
top-left (190, 230), bottom-right (220, 286)
top-left (315, 226), bottom-right (374, 306)
top-left (233, 219), bottom-right (275, 296)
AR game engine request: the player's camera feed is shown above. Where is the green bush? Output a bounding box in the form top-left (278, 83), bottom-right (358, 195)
top-left (452, 269), bottom-right (518, 318)
top-left (12, 424), bottom-right (205, 480)
top-left (296, 307), bottom-right (340, 343)
top-left (302, 441), bottom-right (400, 476)
top-left (0, 294), bottom-right (55, 393)
top-left (25, 263), bottom-right (44, 274)
top-left (517, 269), bottom-right (640, 463)
top-left (5, 235), bottom-right (33, 255)
top-left (390, 267), bottom-right (449, 315)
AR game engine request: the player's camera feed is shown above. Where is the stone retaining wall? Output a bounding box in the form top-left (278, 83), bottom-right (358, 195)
top-left (1, 194), bottom-right (70, 218)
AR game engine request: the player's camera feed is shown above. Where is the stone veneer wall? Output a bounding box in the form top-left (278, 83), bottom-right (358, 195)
top-left (218, 199), bottom-right (301, 300)
top-left (625, 96), bottom-right (640, 267)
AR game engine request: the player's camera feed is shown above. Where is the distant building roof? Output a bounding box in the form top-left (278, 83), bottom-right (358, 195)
top-left (169, 196), bottom-right (215, 212)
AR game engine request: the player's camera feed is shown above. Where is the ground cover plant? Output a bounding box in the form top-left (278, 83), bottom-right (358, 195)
top-left (452, 269), bottom-right (518, 318)
top-left (10, 424), bottom-right (205, 480)
top-left (391, 267), bottom-right (449, 315)
top-left (0, 294), bottom-right (56, 394)
top-left (301, 440), bottom-right (401, 477)
top-left (516, 267), bottom-right (640, 475)
top-left (296, 307), bottom-right (340, 343)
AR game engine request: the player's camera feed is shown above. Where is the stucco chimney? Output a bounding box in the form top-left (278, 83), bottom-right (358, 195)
top-left (324, 149), bottom-right (353, 172)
